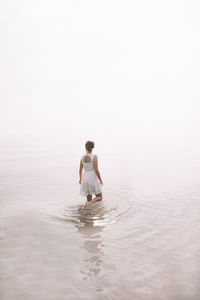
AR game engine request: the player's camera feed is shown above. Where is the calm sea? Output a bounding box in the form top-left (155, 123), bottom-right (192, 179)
top-left (0, 135), bottom-right (200, 300)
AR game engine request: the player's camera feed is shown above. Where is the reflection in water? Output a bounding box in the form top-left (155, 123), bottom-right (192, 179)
top-left (77, 222), bottom-right (104, 281)
top-left (74, 203), bottom-right (105, 283)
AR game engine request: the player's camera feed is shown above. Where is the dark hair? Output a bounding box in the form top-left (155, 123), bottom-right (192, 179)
top-left (85, 140), bottom-right (95, 152)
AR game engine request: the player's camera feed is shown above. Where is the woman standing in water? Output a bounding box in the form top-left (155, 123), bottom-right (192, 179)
top-left (79, 141), bottom-right (103, 207)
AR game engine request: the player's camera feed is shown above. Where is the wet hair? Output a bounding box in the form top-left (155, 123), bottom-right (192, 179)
top-left (85, 140), bottom-right (95, 152)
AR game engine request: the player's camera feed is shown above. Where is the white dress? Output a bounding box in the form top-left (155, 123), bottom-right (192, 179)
top-left (80, 152), bottom-right (102, 196)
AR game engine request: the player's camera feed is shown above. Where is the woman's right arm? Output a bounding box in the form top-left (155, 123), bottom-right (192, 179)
top-left (93, 155), bottom-right (103, 185)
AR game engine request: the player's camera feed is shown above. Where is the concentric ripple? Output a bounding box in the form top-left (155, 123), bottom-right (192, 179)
top-left (50, 199), bottom-right (134, 226)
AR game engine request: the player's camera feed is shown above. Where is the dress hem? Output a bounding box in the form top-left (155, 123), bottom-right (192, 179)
top-left (80, 189), bottom-right (102, 197)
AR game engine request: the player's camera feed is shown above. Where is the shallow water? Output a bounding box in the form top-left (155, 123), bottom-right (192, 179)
top-left (1, 137), bottom-right (200, 300)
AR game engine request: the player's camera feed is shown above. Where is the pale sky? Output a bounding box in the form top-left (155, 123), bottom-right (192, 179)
top-left (0, 0), bottom-right (200, 148)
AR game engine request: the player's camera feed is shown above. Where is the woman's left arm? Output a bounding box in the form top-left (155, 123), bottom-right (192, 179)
top-left (79, 159), bottom-right (83, 184)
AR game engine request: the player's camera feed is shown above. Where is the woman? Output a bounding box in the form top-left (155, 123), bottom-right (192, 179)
top-left (79, 140), bottom-right (103, 207)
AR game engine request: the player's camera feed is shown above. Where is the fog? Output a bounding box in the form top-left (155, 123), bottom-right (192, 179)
top-left (1, 0), bottom-right (200, 151)
top-left (1, 5), bottom-right (200, 299)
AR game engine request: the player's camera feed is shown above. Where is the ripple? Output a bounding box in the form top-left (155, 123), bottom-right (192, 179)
top-left (50, 199), bottom-right (134, 227)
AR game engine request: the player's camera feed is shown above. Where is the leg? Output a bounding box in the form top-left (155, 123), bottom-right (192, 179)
top-left (85, 194), bottom-right (92, 207)
top-left (90, 193), bottom-right (103, 204)
top-left (87, 194), bottom-right (92, 202)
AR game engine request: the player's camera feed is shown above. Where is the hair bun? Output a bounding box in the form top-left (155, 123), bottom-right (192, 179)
top-left (85, 140), bottom-right (95, 151)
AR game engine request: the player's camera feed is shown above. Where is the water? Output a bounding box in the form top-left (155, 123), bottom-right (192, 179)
top-left (0, 136), bottom-right (200, 300)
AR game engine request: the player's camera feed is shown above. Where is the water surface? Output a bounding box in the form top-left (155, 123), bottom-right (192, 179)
top-left (1, 137), bottom-right (200, 300)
